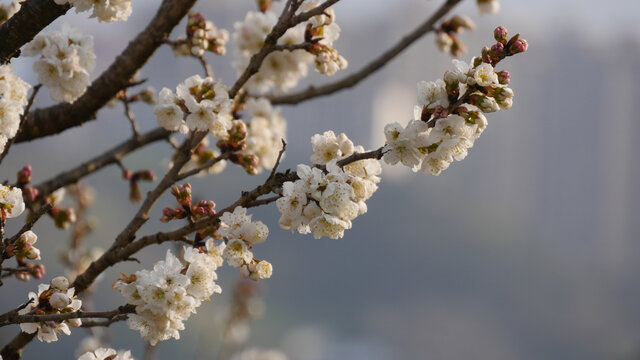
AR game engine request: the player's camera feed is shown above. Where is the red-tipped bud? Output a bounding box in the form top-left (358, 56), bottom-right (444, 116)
top-left (192, 200), bottom-right (216, 218)
top-left (432, 106), bottom-right (449, 120)
top-left (136, 169), bottom-right (156, 182)
top-left (496, 70), bottom-right (510, 85)
top-left (22, 187), bottom-right (38, 202)
top-left (494, 26), bottom-right (508, 44)
top-left (509, 37), bottom-right (528, 55)
top-left (17, 165), bottom-right (32, 185)
top-left (32, 264), bottom-right (45, 279)
top-left (171, 183), bottom-right (192, 208)
top-left (122, 169), bottom-right (133, 180)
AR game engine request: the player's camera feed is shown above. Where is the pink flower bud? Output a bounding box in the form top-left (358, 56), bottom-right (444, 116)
top-left (15, 271), bottom-right (30, 281)
top-left (136, 169), bottom-right (156, 182)
top-left (32, 264), bottom-right (45, 279)
top-left (22, 187), bottom-right (38, 202)
top-left (494, 26), bottom-right (508, 44)
top-left (509, 37), bottom-right (528, 55)
top-left (17, 165), bottom-right (32, 185)
top-left (496, 70), bottom-right (510, 85)
top-left (122, 170), bottom-right (133, 180)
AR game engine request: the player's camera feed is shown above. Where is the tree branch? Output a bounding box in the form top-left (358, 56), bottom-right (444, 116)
top-left (0, 304), bottom-right (135, 327)
top-left (0, 84), bottom-right (41, 164)
top-left (269, 0), bottom-right (462, 105)
top-left (15, 0), bottom-right (198, 143)
top-left (34, 128), bottom-right (170, 200)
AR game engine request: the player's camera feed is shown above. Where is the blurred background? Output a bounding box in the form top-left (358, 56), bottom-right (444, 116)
top-left (2, 0), bottom-right (640, 359)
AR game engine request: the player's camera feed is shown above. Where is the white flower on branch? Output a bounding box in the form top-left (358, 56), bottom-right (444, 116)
top-left (0, 64), bottom-right (30, 153)
top-left (54, 0), bottom-right (133, 23)
top-left (77, 347), bottom-right (134, 360)
top-left (18, 278), bottom-right (83, 343)
top-left (0, 184), bottom-right (25, 219)
top-left (23, 25), bottom-right (95, 103)
top-left (113, 247), bottom-right (222, 345)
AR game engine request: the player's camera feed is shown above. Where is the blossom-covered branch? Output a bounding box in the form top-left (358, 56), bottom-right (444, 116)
top-left (0, 0), bottom-right (70, 64)
top-left (15, 0), bottom-right (197, 143)
top-left (270, 0), bottom-right (462, 105)
top-left (0, 305), bottom-right (135, 327)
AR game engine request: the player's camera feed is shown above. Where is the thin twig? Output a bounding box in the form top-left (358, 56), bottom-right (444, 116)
top-left (176, 152), bottom-right (230, 181)
top-left (268, 139), bottom-right (287, 182)
top-left (34, 128), bottom-right (170, 200)
top-left (122, 99), bottom-right (141, 138)
top-left (197, 56), bottom-right (213, 78)
top-left (270, 0), bottom-right (462, 105)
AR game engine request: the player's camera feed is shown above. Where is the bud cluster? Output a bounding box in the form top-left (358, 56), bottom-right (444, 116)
top-left (161, 183), bottom-right (217, 223)
top-left (122, 169), bottom-right (155, 203)
top-left (170, 12), bottom-right (229, 57)
top-left (435, 15), bottom-right (476, 57)
top-left (18, 276), bottom-right (83, 343)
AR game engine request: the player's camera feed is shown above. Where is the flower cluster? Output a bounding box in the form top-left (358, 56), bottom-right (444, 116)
top-left (77, 348), bottom-right (134, 360)
top-left (219, 207), bottom-right (273, 280)
top-left (243, 98), bottom-right (287, 172)
top-left (113, 243), bottom-right (223, 345)
top-left (54, 0), bottom-right (132, 22)
top-left (384, 26), bottom-right (526, 176)
top-left (153, 75), bottom-right (232, 137)
top-left (300, 0), bottom-right (347, 76)
top-left (477, 0), bottom-right (500, 16)
top-left (171, 12), bottom-right (229, 57)
top-left (0, 0), bottom-right (19, 24)
top-left (23, 25), bottom-right (95, 103)
top-left (232, 1), bottom-right (345, 92)
top-left (0, 184), bottom-right (25, 221)
top-left (19, 276), bottom-right (83, 343)
top-left (277, 131), bottom-right (381, 239)
top-left (0, 65), bottom-right (30, 153)
top-left (435, 15), bottom-right (475, 57)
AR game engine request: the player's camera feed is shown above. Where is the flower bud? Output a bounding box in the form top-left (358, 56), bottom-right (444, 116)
top-left (122, 169), bottom-right (133, 180)
top-left (50, 292), bottom-right (71, 310)
top-left (51, 276), bottom-right (69, 291)
top-left (17, 165), bottom-right (32, 185)
top-left (129, 181), bottom-right (142, 203)
top-left (18, 230), bottom-right (37, 246)
top-left (67, 318), bottom-right (82, 328)
top-left (508, 36), bottom-right (528, 55)
top-left (15, 271), bottom-right (30, 281)
top-left (494, 26), bottom-right (508, 44)
top-left (26, 247), bottom-right (40, 260)
top-left (22, 186), bottom-right (38, 202)
top-left (136, 169), bottom-right (155, 182)
top-left (32, 264), bottom-right (45, 279)
top-left (496, 70), bottom-right (510, 85)
top-left (171, 183), bottom-right (192, 208)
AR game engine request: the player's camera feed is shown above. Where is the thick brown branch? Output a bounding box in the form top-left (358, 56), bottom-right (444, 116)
top-left (269, 0), bottom-right (462, 105)
top-left (0, 0), bottom-right (70, 64)
top-left (34, 128), bottom-right (170, 200)
top-left (15, 0), bottom-right (198, 143)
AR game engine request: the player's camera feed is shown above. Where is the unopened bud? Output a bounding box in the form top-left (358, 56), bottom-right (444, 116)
top-left (496, 70), bottom-right (510, 85)
top-left (50, 292), bottom-right (71, 310)
top-left (129, 181), bottom-right (141, 203)
top-left (50, 276), bottom-right (69, 291)
top-left (67, 318), bottom-right (82, 328)
top-left (32, 264), bottom-right (45, 279)
top-left (494, 26), bottom-right (508, 44)
top-left (22, 187), bottom-right (38, 202)
top-left (17, 165), bottom-right (32, 185)
top-left (25, 247), bottom-right (40, 260)
top-left (509, 37), bottom-right (528, 55)
top-left (136, 169), bottom-right (155, 182)
top-left (122, 169), bottom-right (133, 180)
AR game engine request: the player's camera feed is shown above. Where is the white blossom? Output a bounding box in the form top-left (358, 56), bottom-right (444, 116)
top-left (0, 185), bottom-right (25, 219)
top-left (54, 0), bottom-right (132, 22)
top-left (23, 25), bottom-right (95, 103)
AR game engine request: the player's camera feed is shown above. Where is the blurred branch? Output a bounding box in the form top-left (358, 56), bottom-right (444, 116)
top-left (269, 0), bottom-right (462, 105)
top-left (15, 0), bottom-right (198, 143)
top-left (0, 304), bottom-right (135, 327)
top-left (34, 128), bottom-right (170, 200)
